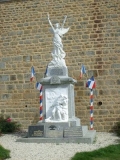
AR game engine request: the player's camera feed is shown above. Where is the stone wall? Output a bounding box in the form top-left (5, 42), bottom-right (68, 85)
top-left (0, 0), bottom-right (120, 131)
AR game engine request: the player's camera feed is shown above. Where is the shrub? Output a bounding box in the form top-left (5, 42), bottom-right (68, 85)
top-left (0, 114), bottom-right (21, 134)
top-left (0, 145), bottom-right (10, 159)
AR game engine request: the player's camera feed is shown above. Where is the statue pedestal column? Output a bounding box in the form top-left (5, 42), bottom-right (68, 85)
top-left (38, 75), bottom-right (80, 126)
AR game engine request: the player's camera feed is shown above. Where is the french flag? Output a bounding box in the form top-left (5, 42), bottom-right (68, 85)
top-left (86, 76), bottom-right (96, 89)
top-left (80, 65), bottom-right (86, 79)
top-left (36, 82), bottom-right (42, 90)
top-left (30, 66), bottom-right (35, 82)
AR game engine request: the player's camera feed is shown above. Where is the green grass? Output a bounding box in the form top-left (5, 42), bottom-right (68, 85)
top-left (0, 145), bottom-right (10, 160)
top-left (71, 144), bottom-right (120, 160)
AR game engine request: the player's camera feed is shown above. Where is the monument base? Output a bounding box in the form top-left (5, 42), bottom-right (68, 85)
top-left (17, 123), bottom-right (96, 144)
top-left (16, 71), bottom-right (97, 143)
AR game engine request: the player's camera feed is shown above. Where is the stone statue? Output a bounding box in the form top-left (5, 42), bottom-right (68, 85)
top-left (45, 94), bottom-right (68, 121)
top-left (47, 13), bottom-right (69, 67)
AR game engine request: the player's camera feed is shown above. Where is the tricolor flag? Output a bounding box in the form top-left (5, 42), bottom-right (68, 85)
top-left (80, 65), bottom-right (86, 79)
top-left (86, 76), bottom-right (96, 89)
top-left (30, 66), bottom-right (35, 82)
top-left (36, 82), bottom-right (42, 90)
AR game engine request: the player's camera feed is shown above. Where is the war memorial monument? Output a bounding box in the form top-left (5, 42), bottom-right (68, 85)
top-left (17, 14), bottom-right (96, 144)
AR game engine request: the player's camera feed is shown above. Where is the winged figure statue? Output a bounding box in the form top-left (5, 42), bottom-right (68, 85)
top-left (47, 13), bottom-right (69, 67)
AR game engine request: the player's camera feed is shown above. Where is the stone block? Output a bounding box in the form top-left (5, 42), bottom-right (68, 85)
top-left (25, 112), bottom-right (33, 118)
top-left (111, 64), bottom-right (120, 69)
top-left (6, 108), bottom-right (14, 112)
top-left (117, 80), bottom-right (120, 85)
top-left (17, 24), bottom-right (23, 27)
top-left (1, 94), bottom-right (11, 100)
top-left (28, 125), bottom-right (44, 137)
top-left (0, 75), bottom-right (9, 82)
top-left (87, 70), bottom-right (98, 77)
top-left (12, 94), bottom-right (22, 99)
top-left (10, 75), bottom-right (16, 81)
top-left (24, 39), bottom-right (31, 44)
top-left (12, 56), bottom-right (23, 62)
top-left (86, 51), bottom-right (95, 56)
top-left (19, 41), bottom-right (24, 44)
top-left (33, 55), bottom-right (41, 60)
top-left (2, 57), bottom-right (11, 62)
top-left (45, 125), bottom-right (63, 138)
top-left (23, 56), bottom-right (32, 62)
top-left (16, 84), bottom-right (23, 89)
top-left (44, 122), bottom-right (69, 129)
top-left (23, 84), bottom-right (34, 89)
top-left (0, 0), bottom-right (10, 2)
top-left (0, 62), bottom-right (5, 69)
top-left (99, 110), bottom-right (109, 115)
top-left (7, 85), bottom-right (15, 90)
top-left (0, 85), bottom-right (5, 90)
top-left (47, 66), bottom-right (68, 77)
top-left (8, 31), bottom-right (16, 36)
top-left (12, 113), bottom-right (18, 118)
top-left (23, 93), bottom-right (35, 99)
top-left (19, 113), bottom-right (25, 118)
top-left (64, 126), bottom-right (83, 138)
top-left (17, 30), bottom-right (23, 35)
top-left (24, 74), bottom-right (30, 81)
top-left (82, 34), bottom-right (89, 39)
top-left (17, 74), bottom-right (23, 80)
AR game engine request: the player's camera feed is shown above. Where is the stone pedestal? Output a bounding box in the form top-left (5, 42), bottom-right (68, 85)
top-left (39, 75), bottom-right (79, 125)
top-left (17, 66), bottom-right (96, 144)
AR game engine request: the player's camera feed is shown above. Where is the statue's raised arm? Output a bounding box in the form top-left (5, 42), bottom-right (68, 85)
top-left (47, 13), bottom-right (55, 32)
top-left (61, 15), bottom-right (67, 28)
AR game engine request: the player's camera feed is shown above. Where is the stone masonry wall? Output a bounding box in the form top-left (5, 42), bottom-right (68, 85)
top-left (0, 0), bottom-right (120, 131)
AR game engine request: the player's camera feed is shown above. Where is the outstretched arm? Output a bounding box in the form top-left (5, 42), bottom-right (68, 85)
top-left (61, 15), bottom-right (67, 28)
top-left (47, 13), bottom-right (54, 32)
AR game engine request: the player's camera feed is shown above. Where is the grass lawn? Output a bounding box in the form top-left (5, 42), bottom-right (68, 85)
top-left (71, 144), bottom-right (120, 160)
top-left (0, 145), bottom-right (10, 160)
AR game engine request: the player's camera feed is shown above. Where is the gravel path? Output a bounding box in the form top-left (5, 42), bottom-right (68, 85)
top-left (0, 132), bottom-right (119, 160)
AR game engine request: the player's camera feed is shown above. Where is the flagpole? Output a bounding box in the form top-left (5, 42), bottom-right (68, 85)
top-left (79, 65), bottom-right (95, 130)
top-left (90, 89), bottom-right (94, 130)
top-left (39, 85), bottom-right (43, 121)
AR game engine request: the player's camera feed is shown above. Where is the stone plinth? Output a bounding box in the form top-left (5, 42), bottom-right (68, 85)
top-left (46, 66), bottom-right (68, 77)
top-left (39, 76), bottom-right (79, 124)
top-left (17, 67), bottom-right (96, 143)
top-left (17, 124), bottom-right (96, 144)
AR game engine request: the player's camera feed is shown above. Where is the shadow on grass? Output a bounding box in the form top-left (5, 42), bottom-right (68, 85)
top-left (71, 144), bottom-right (120, 160)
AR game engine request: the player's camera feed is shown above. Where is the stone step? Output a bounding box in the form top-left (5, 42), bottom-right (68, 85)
top-left (16, 130), bottom-right (96, 144)
top-left (64, 126), bottom-right (83, 137)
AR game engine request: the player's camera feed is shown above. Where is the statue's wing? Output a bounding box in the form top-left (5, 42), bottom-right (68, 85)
top-left (58, 27), bottom-right (70, 35)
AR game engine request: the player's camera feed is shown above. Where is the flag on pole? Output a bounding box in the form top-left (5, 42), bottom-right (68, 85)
top-left (30, 66), bottom-right (35, 82)
top-left (36, 82), bottom-right (42, 90)
top-left (86, 76), bottom-right (96, 89)
top-left (86, 76), bottom-right (96, 130)
top-left (80, 64), bottom-right (86, 79)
